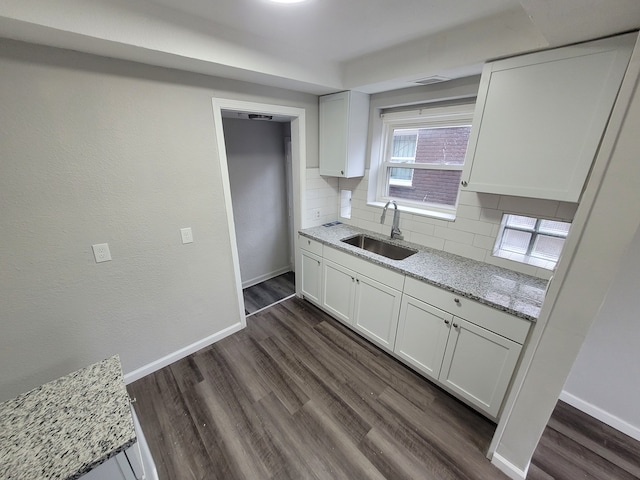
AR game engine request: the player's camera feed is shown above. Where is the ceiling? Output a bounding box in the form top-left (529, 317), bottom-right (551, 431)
top-left (0, 0), bottom-right (639, 94)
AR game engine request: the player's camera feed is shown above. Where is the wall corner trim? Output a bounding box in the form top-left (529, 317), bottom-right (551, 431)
top-left (560, 390), bottom-right (640, 442)
top-left (123, 322), bottom-right (244, 384)
top-left (491, 452), bottom-right (528, 480)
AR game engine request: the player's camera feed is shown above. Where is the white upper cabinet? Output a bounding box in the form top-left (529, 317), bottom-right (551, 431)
top-left (461, 33), bottom-right (637, 202)
top-left (319, 91), bottom-right (370, 178)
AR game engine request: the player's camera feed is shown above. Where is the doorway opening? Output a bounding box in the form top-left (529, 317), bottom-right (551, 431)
top-left (211, 99), bottom-right (306, 324)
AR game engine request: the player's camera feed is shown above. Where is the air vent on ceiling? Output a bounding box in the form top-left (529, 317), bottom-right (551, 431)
top-left (413, 75), bottom-right (451, 85)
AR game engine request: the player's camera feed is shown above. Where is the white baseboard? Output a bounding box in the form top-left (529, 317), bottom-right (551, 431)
top-left (242, 266), bottom-right (292, 289)
top-left (123, 322), bottom-right (244, 384)
top-left (560, 390), bottom-right (640, 441)
top-left (491, 452), bottom-right (528, 480)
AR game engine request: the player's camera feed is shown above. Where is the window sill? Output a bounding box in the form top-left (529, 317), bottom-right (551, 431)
top-left (367, 201), bottom-right (456, 222)
top-left (492, 250), bottom-right (556, 271)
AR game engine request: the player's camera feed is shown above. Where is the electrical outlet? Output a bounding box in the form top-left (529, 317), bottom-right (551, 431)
top-left (180, 227), bottom-right (193, 244)
top-left (92, 243), bottom-right (112, 263)
top-left (312, 208), bottom-right (321, 220)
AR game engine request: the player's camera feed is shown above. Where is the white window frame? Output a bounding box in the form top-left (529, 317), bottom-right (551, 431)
top-left (388, 128), bottom-right (418, 187)
top-left (375, 104), bottom-right (475, 218)
top-left (493, 214), bottom-right (571, 270)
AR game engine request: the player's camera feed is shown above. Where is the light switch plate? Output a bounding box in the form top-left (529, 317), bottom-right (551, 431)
top-left (180, 227), bottom-right (193, 244)
top-left (92, 243), bottom-right (112, 263)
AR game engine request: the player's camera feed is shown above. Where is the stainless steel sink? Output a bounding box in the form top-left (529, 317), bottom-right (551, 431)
top-left (341, 234), bottom-right (417, 261)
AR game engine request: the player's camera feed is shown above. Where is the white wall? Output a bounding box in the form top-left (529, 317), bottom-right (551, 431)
top-left (305, 169), bottom-right (339, 227)
top-left (561, 223), bottom-right (640, 440)
top-left (0, 38), bottom-right (318, 401)
top-left (223, 118), bottom-right (291, 287)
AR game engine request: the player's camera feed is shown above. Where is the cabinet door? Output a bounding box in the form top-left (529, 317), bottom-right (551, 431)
top-left (81, 452), bottom-right (137, 480)
top-left (322, 259), bottom-right (356, 325)
top-left (353, 274), bottom-right (402, 352)
top-left (439, 318), bottom-right (522, 418)
top-left (462, 33), bottom-right (635, 202)
top-left (300, 249), bottom-right (322, 305)
top-left (395, 295), bottom-right (453, 381)
top-left (319, 92), bottom-right (349, 177)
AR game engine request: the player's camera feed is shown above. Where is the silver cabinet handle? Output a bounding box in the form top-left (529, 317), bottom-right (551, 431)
top-left (351, 277), bottom-right (355, 282)
top-left (454, 298), bottom-right (461, 305)
top-left (317, 260), bottom-right (320, 266)
top-left (356, 279), bottom-right (360, 284)
top-left (461, 181), bottom-right (468, 187)
top-left (444, 319), bottom-right (450, 325)
top-left (453, 323), bottom-right (459, 328)
top-left (308, 240), bottom-right (311, 245)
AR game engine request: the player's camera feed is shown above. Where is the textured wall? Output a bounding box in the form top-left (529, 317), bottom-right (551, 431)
top-left (562, 224), bottom-right (640, 437)
top-left (0, 39), bottom-right (318, 400)
top-left (223, 118), bottom-right (291, 286)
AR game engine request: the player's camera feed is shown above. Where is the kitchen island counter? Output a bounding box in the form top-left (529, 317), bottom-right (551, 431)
top-left (0, 355), bottom-right (136, 480)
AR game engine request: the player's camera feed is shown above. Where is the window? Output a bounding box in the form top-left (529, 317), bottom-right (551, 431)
top-left (494, 214), bottom-right (571, 270)
top-left (376, 104), bottom-right (474, 217)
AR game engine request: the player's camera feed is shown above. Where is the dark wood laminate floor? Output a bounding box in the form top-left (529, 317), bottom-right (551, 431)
top-left (243, 271), bottom-right (295, 315)
top-left (529, 401), bottom-right (640, 480)
top-left (128, 297), bottom-right (506, 480)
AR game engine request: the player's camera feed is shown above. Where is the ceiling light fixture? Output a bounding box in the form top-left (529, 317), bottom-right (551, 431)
top-left (248, 114), bottom-right (273, 121)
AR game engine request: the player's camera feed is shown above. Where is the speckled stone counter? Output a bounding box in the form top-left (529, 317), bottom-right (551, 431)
top-left (0, 355), bottom-right (136, 480)
top-left (300, 224), bottom-right (548, 321)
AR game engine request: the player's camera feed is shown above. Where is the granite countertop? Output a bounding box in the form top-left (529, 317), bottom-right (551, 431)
top-left (0, 355), bottom-right (136, 480)
top-left (300, 224), bottom-right (548, 321)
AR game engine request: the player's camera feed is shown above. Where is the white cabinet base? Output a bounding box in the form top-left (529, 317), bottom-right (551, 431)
top-left (395, 295), bottom-right (453, 381)
top-left (439, 318), bottom-right (522, 419)
top-left (322, 259), bottom-right (356, 325)
top-left (353, 275), bottom-right (402, 353)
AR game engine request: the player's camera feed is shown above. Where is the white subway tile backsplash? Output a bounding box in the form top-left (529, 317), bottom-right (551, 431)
top-left (456, 204), bottom-right (482, 220)
top-left (444, 241), bottom-right (487, 262)
top-left (351, 207), bottom-right (375, 222)
top-left (412, 215), bottom-right (450, 229)
top-left (434, 226), bottom-right (474, 245)
top-left (356, 218), bottom-right (385, 234)
top-left (473, 234), bottom-right (496, 251)
top-left (409, 232), bottom-right (445, 250)
top-left (480, 208), bottom-right (503, 224)
top-left (458, 191), bottom-right (501, 209)
top-left (448, 217), bottom-right (494, 236)
top-left (406, 220), bottom-right (435, 236)
top-left (498, 196), bottom-right (559, 218)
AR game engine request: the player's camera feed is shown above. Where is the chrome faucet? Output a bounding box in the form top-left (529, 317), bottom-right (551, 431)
top-left (380, 201), bottom-right (403, 240)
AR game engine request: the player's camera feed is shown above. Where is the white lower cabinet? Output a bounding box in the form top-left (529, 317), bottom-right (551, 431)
top-left (395, 295), bottom-right (452, 382)
top-left (353, 274), bottom-right (402, 352)
top-left (397, 277), bottom-right (531, 418)
top-left (439, 318), bottom-right (521, 418)
top-left (322, 259), bottom-right (356, 325)
top-left (322, 246), bottom-right (404, 353)
top-left (300, 250), bottom-right (323, 306)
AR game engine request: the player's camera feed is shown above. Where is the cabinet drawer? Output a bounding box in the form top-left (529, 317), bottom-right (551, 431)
top-left (324, 246), bottom-right (405, 291)
top-left (299, 235), bottom-right (323, 256)
top-left (404, 277), bottom-right (530, 344)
